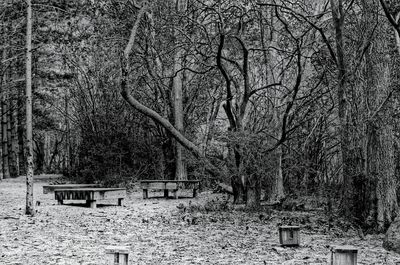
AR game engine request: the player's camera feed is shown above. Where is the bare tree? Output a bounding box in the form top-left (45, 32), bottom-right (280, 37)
top-left (25, 0), bottom-right (34, 215)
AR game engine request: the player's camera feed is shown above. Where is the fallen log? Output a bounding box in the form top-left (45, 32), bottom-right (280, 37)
top-left (215, 182), bottom-right (233, 194)
top-left (0, 216), bottom-right (19, 220)
top-left (216, 183), bottom-right (269, 198)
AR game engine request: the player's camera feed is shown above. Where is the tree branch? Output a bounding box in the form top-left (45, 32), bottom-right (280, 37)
top-left (217, 34), bottom-right (237, 129)
top-left (379, 0), bottom-right (400, 36)
top-left (120, 4), bottom-right (204, 158)
top-left (124, 5), bottom-right (148, 59)
top-left (234, 36), bottom-right (250, 126)
top-left (249, 82), bottom-right (282, 97)
top-left (257, 2), bottom-right (338, 65)
top-left (266, 44), bottom-right (302, 152)
top-left (121, 87), bottom-right (203, 157)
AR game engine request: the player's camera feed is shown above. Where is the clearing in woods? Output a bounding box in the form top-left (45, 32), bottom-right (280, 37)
top-left (0, 176), bottom-right (400, 264)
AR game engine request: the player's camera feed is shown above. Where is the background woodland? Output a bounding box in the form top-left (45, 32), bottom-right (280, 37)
top-left (1, 0), bottom-right (400, 233)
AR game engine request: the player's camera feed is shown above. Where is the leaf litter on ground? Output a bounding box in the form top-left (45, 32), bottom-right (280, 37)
top-left (0, 176), bottom-right (400, 264)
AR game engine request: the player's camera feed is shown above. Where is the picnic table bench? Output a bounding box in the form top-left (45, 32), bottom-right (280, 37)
top-left (54, 188), bottom-right (126, 208)
top-left (43, 184), bottom-right (100, 194)
top-left (140, 180), bottom-right (200, 199)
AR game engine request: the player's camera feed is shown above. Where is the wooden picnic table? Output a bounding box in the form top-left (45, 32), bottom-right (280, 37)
top-left (140, 180), bottom-right (200, 199)
top-left (54, 188), bottom-right (126, 208)
top-left (43, 184), bottom-right (100, 194)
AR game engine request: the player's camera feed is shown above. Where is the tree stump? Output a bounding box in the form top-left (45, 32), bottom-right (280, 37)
top-left (383, 217), bottom-right (400, 253)
top-left (278, 225), bottom-right (300, 246)
top-left (330, 246), bottom-right (357, 265)
top-left (105, 246), bottom-right (129, 265)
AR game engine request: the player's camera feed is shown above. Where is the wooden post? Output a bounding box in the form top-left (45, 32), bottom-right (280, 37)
top-left (88, 200), bottom-right (97, 209)
top-left (118, 198), bottom-right (124, 206)
top-left (106, 246), bottom-right (129, 265)
top-left (142, 189), bottom-right (148, 199)
top-left (331, 246), bottom-right (357, 265)
top-left (278, 225), bottom-right (300, 246)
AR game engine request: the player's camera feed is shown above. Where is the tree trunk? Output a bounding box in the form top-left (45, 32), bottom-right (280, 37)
top-left (364, 16), bottom-right (398, 230)
top-left (25, 0), bottom-right (34, 216)
top-left (246, 174), bottom-right (261, 209)
top-left (330, 0), bottom-right (359, 220)
top-left (231, 174), bottom-right (245, 204)
top-left (17, 83), bottom-right (25, 175)
top-left (64, 96), bottom-right (70, 175)
top-left (35, 137), bottom-right (44, 174)
top-left (273, 146), bottom-right (285, 201)
top-left (217, 43), bottom-right (244, 203)
top-left (1, 58), bottom-right (10, 179)
top-left (172, 29), bottom-right (186, 181)
top-left (155, 146), bottom-right (166, 179)
top-left (8, 77), bottom-right (19, 177)
top-left (44, 132), bottom-right (51, 172)
top-left (0, 128), bottom-right (2, 181)
top-left (1, 22), bottom-right (10, 179)
top-left (262, 8), bottom-right (285, 203)
top-left (0, 28), bottom-right (3, 181)
top-left (376, 125), bottom-right (397, 231)
top-left (12, 99), bottom-right (19, 176)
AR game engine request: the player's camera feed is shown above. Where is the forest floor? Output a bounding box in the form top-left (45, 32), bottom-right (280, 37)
top-left (1, 176), bottom-right (400, 265)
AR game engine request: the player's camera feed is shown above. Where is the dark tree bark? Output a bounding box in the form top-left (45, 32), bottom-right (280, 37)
top-left (330, 0), bottom-right (362, 221)
top-left (1, 43), bottom-right (10, 179)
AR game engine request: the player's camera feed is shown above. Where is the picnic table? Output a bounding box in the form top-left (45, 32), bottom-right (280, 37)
top-left (54, 188), bottom-right (126, 208)
top-left (43, 184), bottom-right (100, 194)
top-left (140, 180), bottom-right (200, 199)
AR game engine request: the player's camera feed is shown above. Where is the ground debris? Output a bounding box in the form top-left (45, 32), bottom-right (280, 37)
top-left (1, 177), bottom-right (400, 264)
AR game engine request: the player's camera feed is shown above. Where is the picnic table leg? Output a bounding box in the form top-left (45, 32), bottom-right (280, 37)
top-left (57, 199), bottom-right (63, 205)
top-left (193, 189), bottom-right (197, 198)
top-left (88, 200), bottom-right (97, 208)
top-left (118, 198), bottom-right (124, 206)
top-left (164, 189), bottom-right (169, 198)
top-left (142, 189), bottom-right (148, 199)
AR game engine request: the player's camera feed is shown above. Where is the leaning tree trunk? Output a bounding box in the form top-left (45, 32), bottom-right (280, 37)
top-left (121, 3), bottom-right (204, 160)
